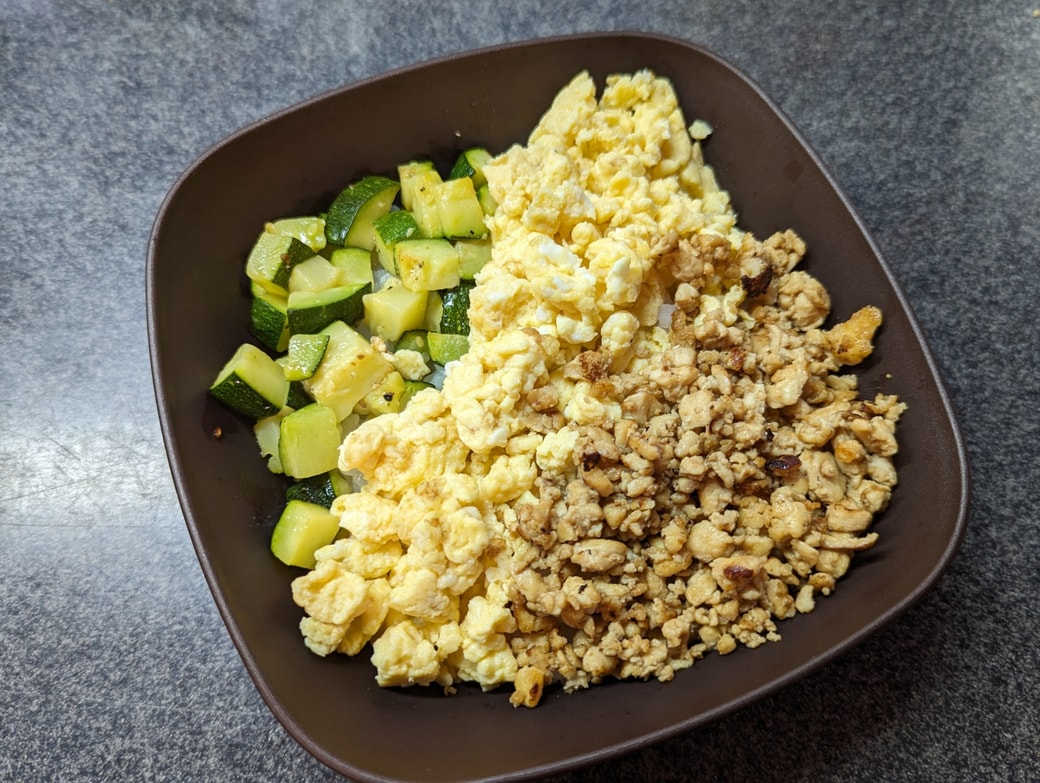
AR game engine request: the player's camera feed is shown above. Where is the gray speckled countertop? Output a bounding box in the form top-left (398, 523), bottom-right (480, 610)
top-left (2, 2), bottom-right (1038, 781)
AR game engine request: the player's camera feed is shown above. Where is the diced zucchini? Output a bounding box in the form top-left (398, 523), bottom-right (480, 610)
top-left (281, 333), bottom-right (330, 381)
top-left (268, 216), bottom-right (327, 252)
top-left (407, 167), bottom-right (444, 238)
top-left (439, 282), bottom-right (473, 336)
top-left (249, 282), bottom-right (290, 352)
top-left (395, 329), bottom-right (429, 357)
top-left (354, 370), bottom-right (406, 416)
top-left (400, 379), bottom-right (433, 408)
top-left (398, 160), bottom-right (436, 211)
top-left (455, 239), bottom-right (492, 280)
top-left (286, 473), bottom-right (336, 508)
top-left (210, 343), bottom-right (289, 419)
top-left (448, 147), bottom-right (492, 189)
top-left (286, 282), bottom-right (370, 335)
top-left (270, 499), bottom-right (340, 569)
top-left (427, 332), bottom-right (469, 365)
top-left (278, 403), bottom-right (342, 479)
top-left (286, 380), bottom-right (314, 410)
top-left (372, 209), bottom-right (421, 275)
top-left (338, 412), bottom-right (362, 441)
top-left (363, 281), bottom-right (428, 342)
top-left (325, 176), bottom-right (401, 249)
top-left (329, 468), bottom-right (354, 496)
top-left (329, 247), bottom-right (374, 288)
top-left (423, 292), bottom-right (443, 332)
top-left (289, 255), bottom-right (342, 293)
top-left (476, 184), bottom-right (497, 216)
top-left (395, 238), bottom-right (460, 293)
top-left (303, 321), bottom-right (394, 420)
top-left (246, 229), bottom-right (317, 295)
top-left (285, 469), bottom-right (351, 508)
top-left (254, 407), bottom-right (290, 474)
top-left (434, 177), bottom-right (488, 239)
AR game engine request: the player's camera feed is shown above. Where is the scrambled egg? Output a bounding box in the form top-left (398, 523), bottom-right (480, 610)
top-left (290, 69), bottom-right (736, 691)
top-left (289, 69), bottom-right (904, 705)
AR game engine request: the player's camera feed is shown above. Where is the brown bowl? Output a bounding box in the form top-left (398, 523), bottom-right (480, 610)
top-left (147, 31), bottom-right (969, 783)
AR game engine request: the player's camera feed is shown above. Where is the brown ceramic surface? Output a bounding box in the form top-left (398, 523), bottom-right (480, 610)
top-left (147, 32), bottom-right (969, 783)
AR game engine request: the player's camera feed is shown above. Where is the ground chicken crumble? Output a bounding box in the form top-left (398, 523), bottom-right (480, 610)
top-left (503, 230), bottom-right (904, 706)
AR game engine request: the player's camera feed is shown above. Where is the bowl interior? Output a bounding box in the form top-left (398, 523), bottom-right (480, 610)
top-left (148, 32), bottom-right (968, 783)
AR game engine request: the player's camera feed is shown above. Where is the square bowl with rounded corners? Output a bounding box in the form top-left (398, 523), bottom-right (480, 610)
top-left (147, 31), bottom-right (969, 783)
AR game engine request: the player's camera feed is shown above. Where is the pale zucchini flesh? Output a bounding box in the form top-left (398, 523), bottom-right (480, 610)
top-left (407, 168), bottom-right (444, 238)
top-left (330, 247), bottom-right (375, 288)
top-left (395, 238), bottom-right (460, 293)
top-left (455, 239), bottom-right (492, 280)
top-left (289, 255), bottom-right (342, 293)
top-left (398, 160), bottom-right (436, 211)
top-left (267, 216), bottom-right (328, 253)
top-left (363, 282), bottom-right (428, 342)
top-left (434, 177), bottom-right (488, 239)
top-left (427, 332), bottom-right (470, 365)
top-left (278, 403), bottom-right (342, 479)
top-left (354, 370), bottom-right (406, 416)
top-left (270, 499), bottom-right (340, 569)
top-left (302, 321), bottom-right (394, 420)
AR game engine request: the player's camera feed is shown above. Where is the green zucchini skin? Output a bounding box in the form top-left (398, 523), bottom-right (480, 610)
top-left (427, 332), bottom-right (469, 365)
top-left (209, 343), bottom-right (289, 419)
top-left (285, 470), bottom-right (350, 508)
top-left (439, 282), bottom-right (474, 336)
top-left (247, 233), bottom-right (316, 294)
top-left (250, 287), bottom-right (290, 352)
top-left (448, 147), bottom-right (492, 189)
top-left (395, 330), bottom-right (429, 357)
top-left (282, 333), bottom-right (331, 381)
top-left (286, 282), bottom-right (371, 336)
top-left (324, 176), bottom-right (400, 248)
top-left (286, 380), bottom-right (315, 411)
top-left (372, 209), bottom-right (421, 275)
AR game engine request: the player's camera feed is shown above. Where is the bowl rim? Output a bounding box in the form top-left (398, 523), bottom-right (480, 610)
top-left (147, 29), bottom-right (971, 783)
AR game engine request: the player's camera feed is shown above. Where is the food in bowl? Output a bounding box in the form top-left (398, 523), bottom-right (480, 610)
top-left (208, 68), bottom-right (905, 708)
